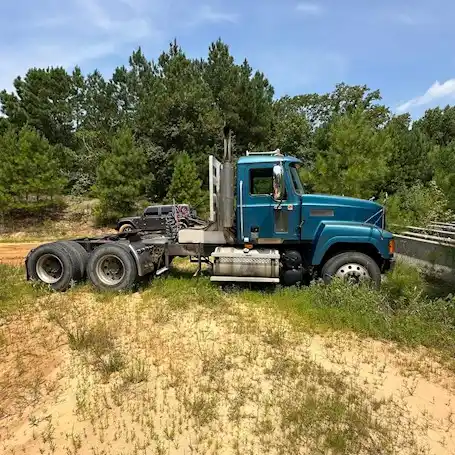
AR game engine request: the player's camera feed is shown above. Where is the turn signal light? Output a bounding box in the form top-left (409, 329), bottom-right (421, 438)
top-left (388, 239), bottom-right (396, 255)
top-left (244, 243), bottom-right (253, 250)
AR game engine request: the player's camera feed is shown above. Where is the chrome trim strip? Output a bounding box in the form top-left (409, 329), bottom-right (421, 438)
top-left (210, 276), bottom-right (280, 283)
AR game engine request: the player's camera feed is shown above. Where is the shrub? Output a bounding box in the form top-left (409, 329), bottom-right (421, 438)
top-left (94, 128), bottom-right (148, 225)
top-left (382, 181), bottom-right (454, 228)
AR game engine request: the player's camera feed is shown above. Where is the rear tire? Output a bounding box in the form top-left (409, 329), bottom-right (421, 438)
top-left (87, 244), bottom-right (138, 291)
top-left (119, 223), bottom-right (135, 233)
top-left (321, 252), bottom-right (381, 288)
top-left (26, 243), bottom-right (77, 291)
top-left (57, 241), bottom-right (89, 280)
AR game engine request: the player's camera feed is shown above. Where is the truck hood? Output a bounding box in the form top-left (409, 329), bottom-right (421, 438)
top-left (302, 194), bottom-right (384, 227)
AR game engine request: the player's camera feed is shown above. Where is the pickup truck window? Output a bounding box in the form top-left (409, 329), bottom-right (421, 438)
top-left (290, 164), bottom-right (304, 195)
top-left (250, 168), bottom-right (273, 195)
top-left (144, 207), bottom-right (159, 215)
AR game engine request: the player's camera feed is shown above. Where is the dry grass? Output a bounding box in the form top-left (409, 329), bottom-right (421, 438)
top-left (1, 265), bottom-right (455, 454)
top-left (0, 197), bottom-right (115, 243)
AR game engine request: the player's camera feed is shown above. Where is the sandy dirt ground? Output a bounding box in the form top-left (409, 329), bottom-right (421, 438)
top-left (0, 243), bottom-right (42, 266)
top-left (1, 289), bottom-right (454, 455)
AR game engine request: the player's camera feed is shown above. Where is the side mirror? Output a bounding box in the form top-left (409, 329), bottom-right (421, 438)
top-left (272, 164), bottom-right (285, 201)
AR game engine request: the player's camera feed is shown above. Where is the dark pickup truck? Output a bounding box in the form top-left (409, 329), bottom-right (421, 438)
top-left (116, 204), bottom-right (195, 233)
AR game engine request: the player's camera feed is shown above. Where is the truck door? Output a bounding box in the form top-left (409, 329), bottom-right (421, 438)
top-left (239, 164), bottom-right (300, 243)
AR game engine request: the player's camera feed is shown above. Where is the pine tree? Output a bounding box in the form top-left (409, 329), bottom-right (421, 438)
top-left (307, 109), bottom-right (392, 199)
top-left (15, 127), bottom-right (66, 199)
top-left (0, 126), bottom-right (65, 203)
top-left (166, 152), bottom-right (205, 210)
top-left (94, 128), bottom-right (148, 222)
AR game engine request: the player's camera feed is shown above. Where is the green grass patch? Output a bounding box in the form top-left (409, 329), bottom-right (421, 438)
top-left (236, 261), bottom-right (455, 360)
top-left (143, 274), bottom-right (223, 310)
top-left (0, 264), bottom-right (47, 317)
top-left (139, 261), bottom-right (455, 361)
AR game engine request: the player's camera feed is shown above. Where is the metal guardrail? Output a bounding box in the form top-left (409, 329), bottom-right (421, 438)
top-left (393, 222), bottom-right (455, 271)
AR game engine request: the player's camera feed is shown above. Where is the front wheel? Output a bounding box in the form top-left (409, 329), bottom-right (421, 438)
top-left (321, 252), bottom-right (381, 288)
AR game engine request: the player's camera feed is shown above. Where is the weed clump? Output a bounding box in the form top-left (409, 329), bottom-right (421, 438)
top-left (50, 314), bottom-right (125, 380)
top-left (143, 276), bottom-right (223, 310)
top-left (0, 265), bottom-right (47, 317)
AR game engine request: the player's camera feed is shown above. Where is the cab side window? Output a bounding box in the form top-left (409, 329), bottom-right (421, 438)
top-left (250, 168), bottom-right (273, 195)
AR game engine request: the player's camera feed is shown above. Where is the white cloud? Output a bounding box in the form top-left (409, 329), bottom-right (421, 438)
top-left (296, 2), bottom-right (324, 15)
top-left (190, 5), bottom-right (239, 25)
top-left (396, 79), bottom-right (455, 113)
top-left (0, 0), bottom-right (156, 91)
top-left (394, 13), bottom-right (420, 25)
top-left (0, 0), bottom-right (238, 92)
top-left (383, 7), bottom-right (435, 27)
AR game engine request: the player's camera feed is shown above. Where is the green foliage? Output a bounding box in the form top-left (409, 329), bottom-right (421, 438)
top-left (165, 152), bottom-right (206, 212)
top-left (306, 109), bottom-right (391, 198)
top-left (0, 39), bottom-right (453, 225)
top-left (270, 97), bottom-right (312, 163)
top-left (384, 114), bottom-right (434, 192)
top-left (0, 265), bottom-right (47, 316)
top-left (431, 142), bottom-right (455, 210)
top-left (238, 261), bottom-right (455, 359)
top-left (0, 67), bottom-right (74, 147)
top-left (203, 39), bottom-right (274, 152)
top-left (0, 126), bottom-right (66, 214)
top-left (382, 182), bottom-right (453, 227)
top-left (294, 83), bottom-right (390, 128)
top-left (94, 128), bottom-right (148, 223)
top-left (414, 105), bottom-right (455, 146)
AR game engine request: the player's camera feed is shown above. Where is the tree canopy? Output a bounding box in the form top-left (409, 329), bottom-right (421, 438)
top-left (0, 38), bottom-right (454, 225)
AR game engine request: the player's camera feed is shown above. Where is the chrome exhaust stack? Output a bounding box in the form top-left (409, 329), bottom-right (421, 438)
top-left (219, 126), bottom-right (234, 229)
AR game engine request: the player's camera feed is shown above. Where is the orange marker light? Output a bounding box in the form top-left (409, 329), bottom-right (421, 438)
top-left (388, 239), bottom-right (396, 255)
top-left (244, 243), bottom-right (253, 250)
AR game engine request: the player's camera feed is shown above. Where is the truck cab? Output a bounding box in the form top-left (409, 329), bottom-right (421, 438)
top-left (210, 151), bottom-right (395, 287)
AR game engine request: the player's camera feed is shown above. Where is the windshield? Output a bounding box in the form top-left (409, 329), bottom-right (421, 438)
top-left (290, 164), bottom-right (304, 195)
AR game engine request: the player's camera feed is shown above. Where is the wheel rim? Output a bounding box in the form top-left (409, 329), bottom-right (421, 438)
top-left (122, 225), bottom-right (133, 232)
top-left (335, 262), bottom-right (371, 283)
top-left (36, 254), bottom-right (63, 284)
top-left (96, 255), bottom-right (126, 286)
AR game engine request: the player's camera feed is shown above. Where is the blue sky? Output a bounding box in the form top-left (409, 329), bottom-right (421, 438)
top-left (1, 0), bottom-right (455, 118)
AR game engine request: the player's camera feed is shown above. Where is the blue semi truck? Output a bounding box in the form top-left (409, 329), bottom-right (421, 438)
top-left (25, 131), bottom-right (395, 291)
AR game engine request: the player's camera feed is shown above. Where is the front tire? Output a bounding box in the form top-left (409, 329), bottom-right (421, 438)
top-left (321, 252), bottom-right (381, 288)
top-left (87, 244), bottom-right (138, 291)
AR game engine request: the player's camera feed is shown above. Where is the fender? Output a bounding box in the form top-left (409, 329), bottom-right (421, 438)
top-left (312, 221), bottom-right (394, 265)
top-left (117, 217), bottom-right (140, 228)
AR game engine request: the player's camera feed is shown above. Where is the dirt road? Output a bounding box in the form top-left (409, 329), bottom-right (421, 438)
top-left (0, 243), bottom-right (42, 266)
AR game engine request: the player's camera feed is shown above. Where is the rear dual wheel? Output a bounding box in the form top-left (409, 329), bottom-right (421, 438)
top-left (27, 241), bottom-right (88, 291)
top-left (87, 244), bottom-right (138, 292)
